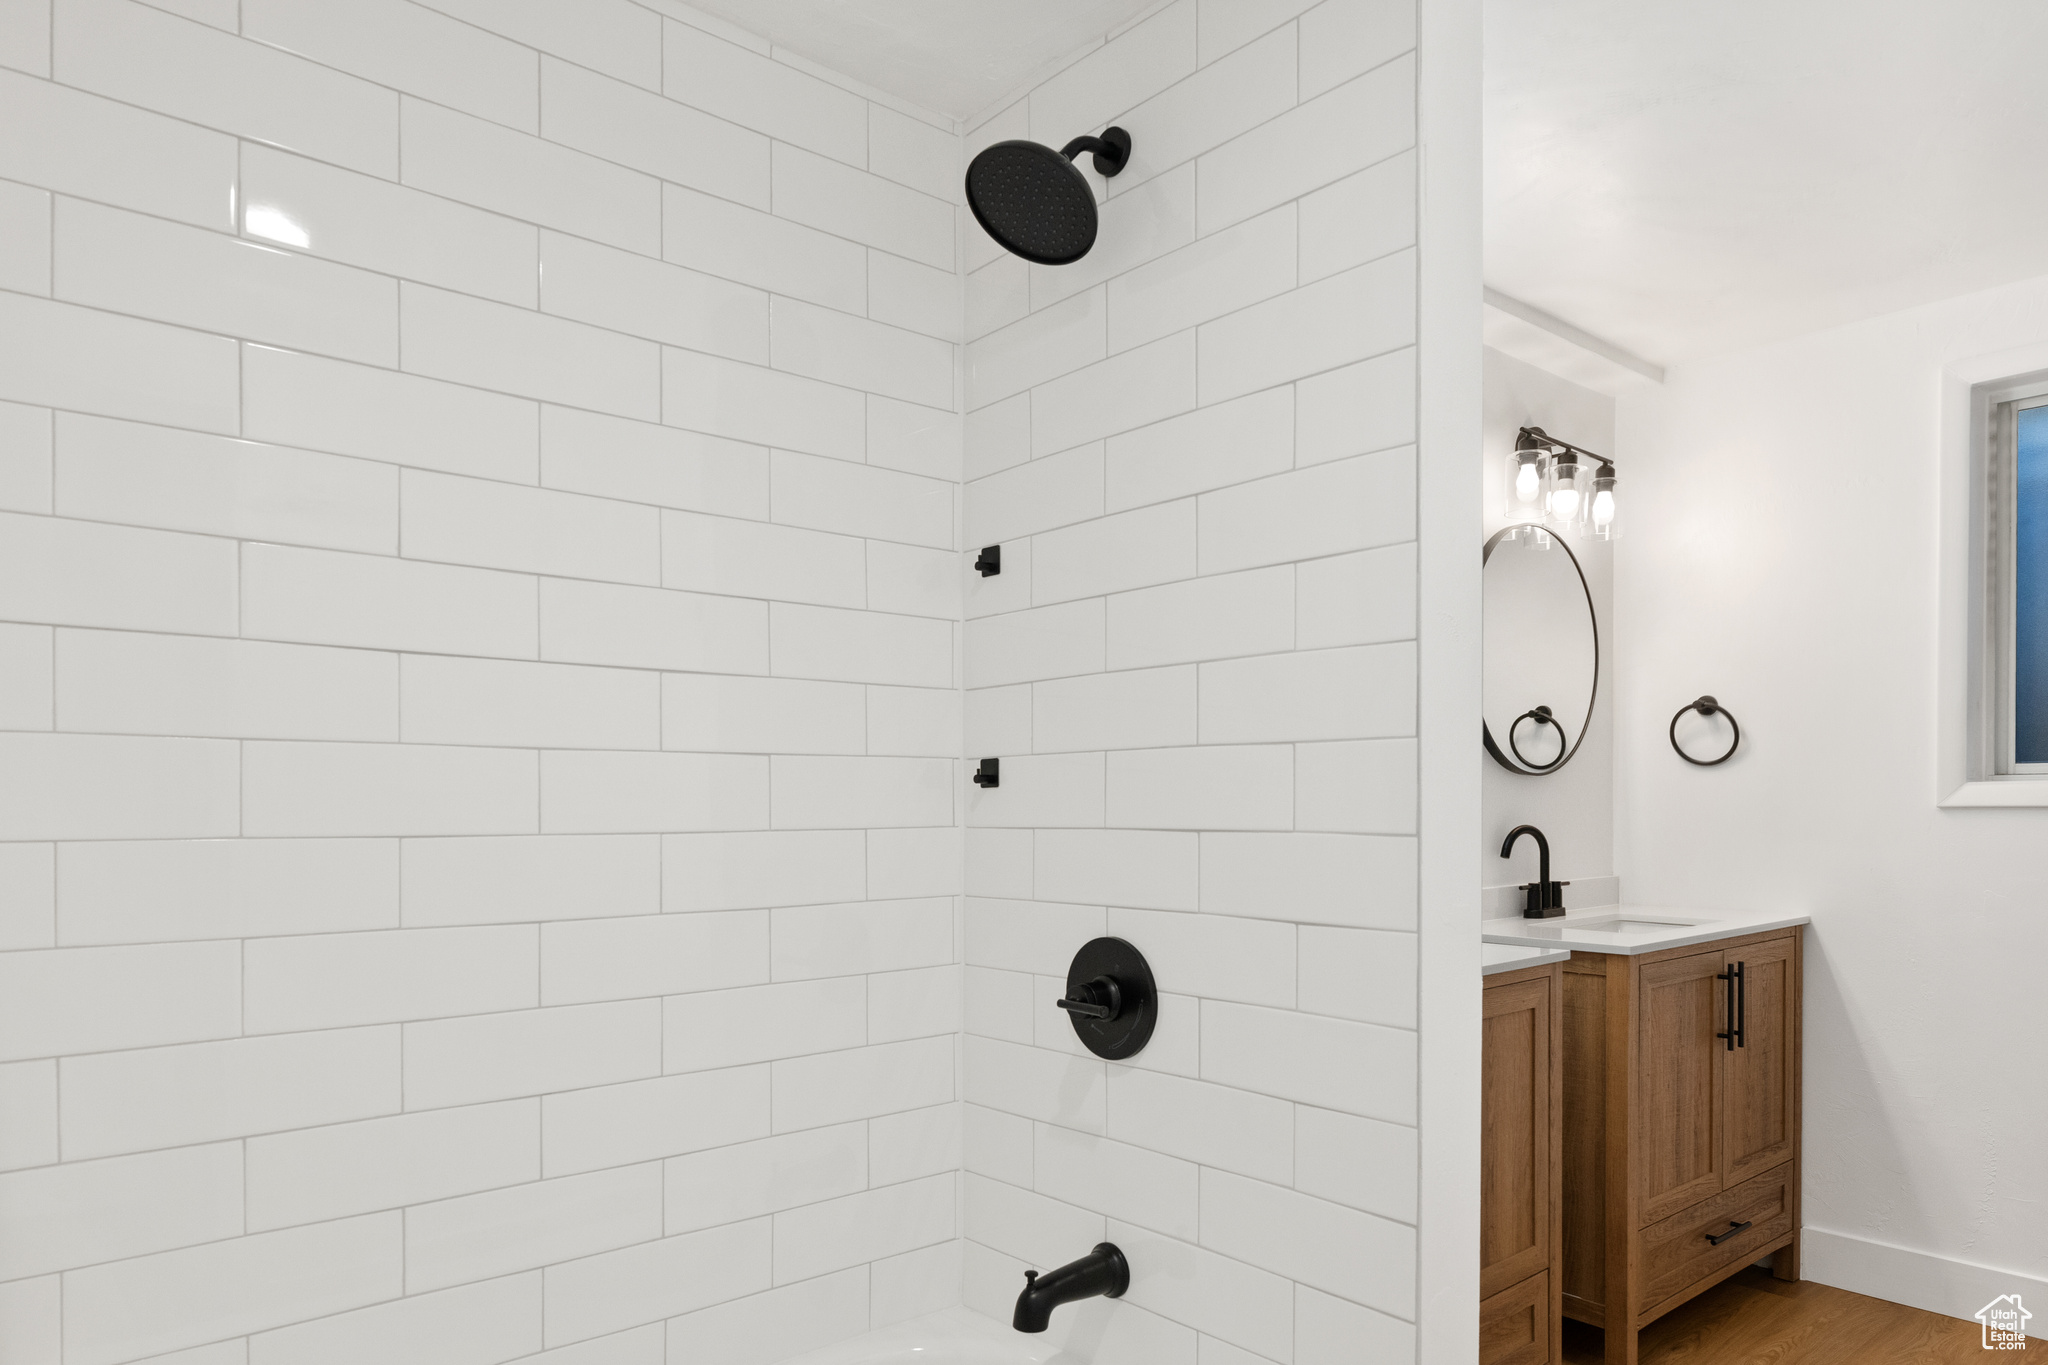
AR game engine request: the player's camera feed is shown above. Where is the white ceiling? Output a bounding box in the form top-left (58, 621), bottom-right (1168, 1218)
top-left (1486, 0), bottom-right (2048, 366)
top-left (680, 0), bottom-right (1160, 121)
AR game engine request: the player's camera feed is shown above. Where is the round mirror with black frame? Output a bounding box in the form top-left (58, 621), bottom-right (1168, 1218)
top-left (1482, 526), bottom-right (1599, 775)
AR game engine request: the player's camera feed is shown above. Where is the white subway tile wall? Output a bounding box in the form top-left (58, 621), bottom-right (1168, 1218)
top-left (961, 1), bottom-right (1420, 1361)
top-left (1, 0), bottom-right (1430, 1358)
top-left (0, 1), bottom-right (966, 1360)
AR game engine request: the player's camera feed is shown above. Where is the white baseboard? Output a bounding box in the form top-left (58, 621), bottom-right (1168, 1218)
top-left (1803, 1225), bottom-right (2047, 1334)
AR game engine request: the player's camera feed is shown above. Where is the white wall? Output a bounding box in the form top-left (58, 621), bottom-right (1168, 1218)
top-left (0, 2), bottom-right (970, 1361)
top-left (956, 0), bottom-right (1454, 1358)
top-left (1614, 273), bottom-right (2048, 1320)
top-left (1480, 348), bottom-right (1615, 912)
top-left (1411, 0), bottom-right (1483, 1346)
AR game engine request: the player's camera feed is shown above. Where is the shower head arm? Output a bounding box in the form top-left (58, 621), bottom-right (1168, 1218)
top-left (1057, 127), bottom-right (1132, 178)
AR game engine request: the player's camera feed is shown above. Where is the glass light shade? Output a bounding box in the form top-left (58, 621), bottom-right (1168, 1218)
top-left (1588, 472), bottom-right (1619, 540)
top-left (1505, 450), bottom-right (1547, 521)
top-left (1546, 456), bottom-right (1590, 528)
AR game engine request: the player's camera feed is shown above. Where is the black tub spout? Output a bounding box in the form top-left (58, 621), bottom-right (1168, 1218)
top-left (1012, 1242), bottom-right (1129, 1332)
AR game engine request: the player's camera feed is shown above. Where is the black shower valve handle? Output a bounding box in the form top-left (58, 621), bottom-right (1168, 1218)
top-left (1055, 975), bottom-right (1122, 1021)
top-left (1058, 938), bottom-right (1156, 1059)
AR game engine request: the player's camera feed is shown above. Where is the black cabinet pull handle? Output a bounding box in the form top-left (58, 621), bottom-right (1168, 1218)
top-left (1706, 1219), bottom-right (1752, 1246)
top-left (1716, 967), bottom-right (1736, 1051)
top-left (1734, 960), bottom-right (1746, 1048)
top-left (1715, 961), bottom-right (1745, 1050)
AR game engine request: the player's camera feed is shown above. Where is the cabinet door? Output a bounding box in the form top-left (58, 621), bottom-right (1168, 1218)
top-left (1636, 950), bottom-right (1726, 1225)
top-left (1482, 976), bottom-right (1553, 1298)
top-left (1480, 1270), bottom-right (1554, 1365)
top-left (1722, 935), bottom-right (1798, 1186)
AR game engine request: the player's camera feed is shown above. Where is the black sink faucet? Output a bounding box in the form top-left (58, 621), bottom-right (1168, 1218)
top-left (1013, 1243), bottom-right (1129, 1332)
top-left (1500, 824), bottom-right (1569, 919)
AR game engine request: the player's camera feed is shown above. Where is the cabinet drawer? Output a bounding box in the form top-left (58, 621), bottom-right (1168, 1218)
top-left (1638, 1161), bottom-right (1795, 1320)
top-left (1480, 1270), bottom-right (1553, 1365)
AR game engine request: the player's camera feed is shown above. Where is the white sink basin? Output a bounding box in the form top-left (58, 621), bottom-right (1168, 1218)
top-left (1569, 915), bottom-right (1713, 934)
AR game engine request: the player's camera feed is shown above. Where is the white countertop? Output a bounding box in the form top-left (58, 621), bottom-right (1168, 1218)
top-left (1481, 905), bottom-right (1811, 956)
top-left (1482, 943), bottom-right (1571, 975)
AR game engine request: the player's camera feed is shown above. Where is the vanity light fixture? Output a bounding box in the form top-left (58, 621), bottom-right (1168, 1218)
top-left (1588, 465), bottom-right (1619, 540)
top-left (1515, 426), bottom-right (1619, 539)
top-left (1505, 437), bottom-right (1548, 523)
top-left (1548, 448), bottom-right (1587, 524)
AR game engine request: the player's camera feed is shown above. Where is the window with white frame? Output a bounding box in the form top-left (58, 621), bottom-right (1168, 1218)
top-left (1989, 382), bottom-right (2048, 772)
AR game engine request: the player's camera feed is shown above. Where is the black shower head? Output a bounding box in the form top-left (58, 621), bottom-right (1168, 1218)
top-left (965, 127), bottom-right (1132, 266)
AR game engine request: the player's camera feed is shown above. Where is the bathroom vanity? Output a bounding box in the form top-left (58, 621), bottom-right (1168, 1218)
top-left (1485, 909), bottom-right (1810, 1365)
top-left (1480, 945), bottom-right (1568, 1365)
top-left (1479, 433), bottom-right (1811, 1360)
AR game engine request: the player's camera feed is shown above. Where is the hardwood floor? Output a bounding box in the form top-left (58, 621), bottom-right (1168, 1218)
top-left (1563, 1267), bottom-right (2040, 1364)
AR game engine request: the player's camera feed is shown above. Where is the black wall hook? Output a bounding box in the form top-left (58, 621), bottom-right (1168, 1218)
top-left (1670, 696), bottom-right (1740, 765)
top-left (975, 545), bottom-right (1001, 577)
top-left (972, 758), bottom-right (1000, 788)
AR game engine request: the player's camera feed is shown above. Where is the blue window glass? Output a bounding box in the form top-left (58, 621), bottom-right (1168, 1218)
top-left (2017, 404), bottom-right (2048, 764)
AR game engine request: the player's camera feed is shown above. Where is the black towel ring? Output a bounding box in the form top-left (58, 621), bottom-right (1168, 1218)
top-left (1670, 696), bottom-right (1740, 766)
top-left (1509, 705), bottom-right (1567, 771)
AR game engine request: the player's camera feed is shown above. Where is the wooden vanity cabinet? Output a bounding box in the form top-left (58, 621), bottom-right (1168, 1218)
top-left (1480, 962), bottom-right (1563, 1365)
top-left (1561, 928), bottom-right (1802, 1365)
